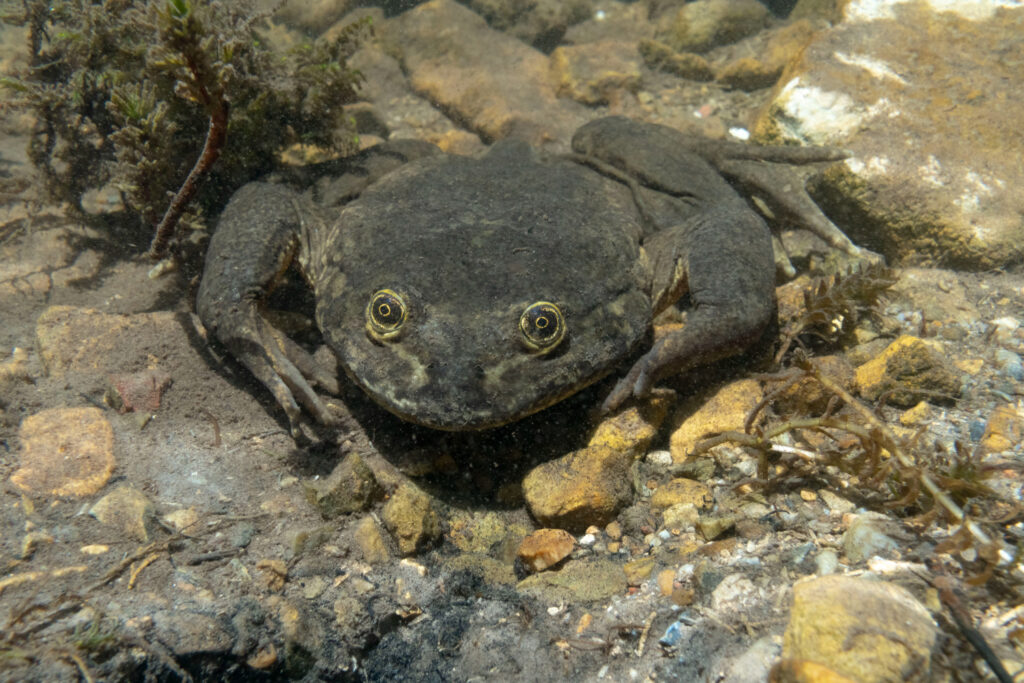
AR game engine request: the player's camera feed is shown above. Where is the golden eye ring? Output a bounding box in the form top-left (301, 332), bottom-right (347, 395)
top-left (519, 301), bottom-right (565, 353)
top-left (366, 289), bottom-right (407, 339)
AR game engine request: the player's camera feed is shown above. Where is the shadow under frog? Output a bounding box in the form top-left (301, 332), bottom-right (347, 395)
top-left (196, 116), bottom-right (865, 496)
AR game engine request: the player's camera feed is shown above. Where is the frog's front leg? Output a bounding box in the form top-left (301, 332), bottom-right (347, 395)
top-left (197, 182), bottom-right (338, 435)
top-left (601, 203), bottom-right (776, 413)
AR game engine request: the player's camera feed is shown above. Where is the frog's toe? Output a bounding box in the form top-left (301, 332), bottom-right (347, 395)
top-left (713, 157), bottom-right (865, 261)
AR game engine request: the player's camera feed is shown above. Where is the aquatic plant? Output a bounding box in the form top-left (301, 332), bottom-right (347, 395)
top-left (1, 0), bottom-right (370, 257)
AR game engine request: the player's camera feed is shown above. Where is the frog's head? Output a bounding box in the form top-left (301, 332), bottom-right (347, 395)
top-left (314, 147), bottom-right (652, 430)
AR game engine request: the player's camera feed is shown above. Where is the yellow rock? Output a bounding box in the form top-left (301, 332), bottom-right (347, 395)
top-left (854, 335), bottom-right (960, 406)
top-left (517, 528), bottom-right (575, 572)
top-left (353, 516), bottom-right (391, 565)
top-left (523, 445), bottom-right (633, 532)
top-left (982, 404), bottom-right (1024, 452)
top-left (588, 391), bottom-right (673, 456)
top-left (623, 556), bottom-right (656, 585)
top-left (382, 483), bottom-right (441, 556)
top-left (90, 485), bottom-right (157, 542)
top-left (783, 575), bottom-right (937, 681)
top-left (11, 406), bottom-right (115, 497)
top-left (899, 401), bottom-right (932, 427)
top-left (670, 379), bottom-right (763, 462)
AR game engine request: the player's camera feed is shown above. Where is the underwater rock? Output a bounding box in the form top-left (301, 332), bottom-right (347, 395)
top-left (783, 574), bottom-right (937, 681)
top-left (755, 0), bottom-right (1024, 269)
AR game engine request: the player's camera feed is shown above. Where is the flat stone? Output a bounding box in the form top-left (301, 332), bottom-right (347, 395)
top-left (783, 575), bottom-right (938, 681)
top-left (517, 528), bottom-right (575, 573)
top-left (650, 478), bottom-right (713, 511)
top-left (517, 558), bottom-right (627, 603)
top-left (90, 485), bottom-right (157, 542)
top-left (670, 379), bottom-right (764, 462)
top-left (105, 368), bottom-right (172, 413)
top-left (382, 483), bottom-right (441, 556)
top-left (772, 355), bottom-right (856, 415)
top-left (854, 335), bottom-right (961, 406)
top-left (36, 305), bottom-right (187, 377)
top-left (11, 406), bottom-right (115, 497)
top-left (755, 0), bottom-right (1024, 269)
top-left (391, 0), bottom-right (586, 148)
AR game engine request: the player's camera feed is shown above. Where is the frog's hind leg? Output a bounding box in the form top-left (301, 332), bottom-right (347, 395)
top-left (197, 182), bottom-right (339, 436)
top-left (602, 203), bottom-right (777, 413)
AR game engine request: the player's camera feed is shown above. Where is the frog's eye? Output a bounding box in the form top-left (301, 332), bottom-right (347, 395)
top-left (366, 289), bottom-right (407, 339)
top-left (519, 301), bottom-right (565, 353)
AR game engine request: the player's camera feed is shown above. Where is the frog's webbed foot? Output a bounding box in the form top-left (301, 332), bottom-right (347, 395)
top-left (197, 182), bottom-right (340, 438)
top-left (216, 305), bottom-right (340, 437)
top-left (689, 140), bottom-right (883, 264)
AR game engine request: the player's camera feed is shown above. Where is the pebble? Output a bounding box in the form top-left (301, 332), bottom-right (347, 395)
top-left (854, 335), bottom-right (961, 406)
top-left (650, 478), bottom-right (713, 511)
top-left (996, 348), bottom-right (1024, 381)
top-left (11, 406), bottom-right (115, 498)
top-left (670, 379), bottom-right (764, 461)
top-left (90, 485), bottom-right (157, 542)
top-left (842, 513), bottom-right (900, 564)
top-left (305, 453), bottom-right (382, 518)
top-left (517, 528), bottom-right (575, 572)
top-left (382, 483), bottom-right (441, 556)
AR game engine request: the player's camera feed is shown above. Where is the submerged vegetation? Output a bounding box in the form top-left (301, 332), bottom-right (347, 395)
top-left (1, 0), bottom-right (370, 256)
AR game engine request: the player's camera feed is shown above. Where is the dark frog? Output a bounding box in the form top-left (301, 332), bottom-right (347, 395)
top-left (197, 116), bottom-right (864, 435)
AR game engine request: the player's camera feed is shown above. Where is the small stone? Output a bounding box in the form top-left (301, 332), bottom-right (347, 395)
top-left (549, 41), bottom-right (642, 106)
top-left (996, 348), bottom-right (1024, 381)
top-left (80, 544), bottom-right (110, 555)
top-left (817, 490), bottom-right (854, 515)
top-left (605, 521), bottom-right (622, 540)
top-left (661, 503), bottom-right (699, 532)
top-left (772, 355), bottom-right (855, 415)
top-left (11, 407), bottom-right (115, 498)
top-left (899, 401), bottom-right (932, 426)
top-left (842, 513), bottom-right (900, 563)
top-left (517, 528), bottom-right (575, 572)
top-left (152, 610), bottom-right (233, 656)
top-left (162, 507), bottom-right (200, 532)
top-left (711, 573), bottom-right (757, 612)
top-left (854, 335), bottom-right (961, 406)
top-left (670, 379), bottom-right (763, 461)
top-left (623, 556), bottom-right (656, 586)
top-left (353, 517), bottom-right (391, 565)
top-left (382, 483), bottom-right (441, 556)
top-left (982, 404), bottom-right (1024, 452)
top-left (783, 575), bottom-right (938, 681)
top-left (588, 392), bottom-right (673, 456)
top-left (815, 549), bottom-right (839, 575)
top-left (90, 485), bottom-right (157, 542)
top-left (698, 514), bottom-right (737, 541)
top-left (105, 368), bottom-right (172, 413)
top-left (305, 453), bottom-right (382, 518)
top-left (650, 478), bottom-right (713, 511)
top-left (523, 445), bottom-right (633, 532)
top-left (657, 569), bottom-right (675, 596)
top-left (257, 559), bottom-right (288, 591)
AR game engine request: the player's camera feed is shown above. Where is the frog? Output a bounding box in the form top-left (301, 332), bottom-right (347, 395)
top-left (197, 116), bottom-right (865, 436)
